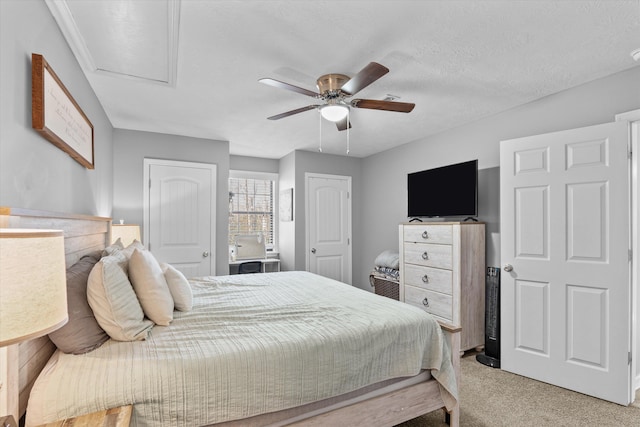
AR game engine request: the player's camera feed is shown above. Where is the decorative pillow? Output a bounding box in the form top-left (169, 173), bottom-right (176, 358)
top-left (102, 238), bottom-right (124, 257)
top-left (128, 249), bottom-right (174, 325)
top-left (103, 239), bottom-right (145, 275)
top-left (87, 253), bottom-right (153, 341)
top-left (48, 251), bottom-right (110, 354)
top-left (161, 263), bottom-right (193, 312)
top-left (120, 239), bottom-right (145, 259)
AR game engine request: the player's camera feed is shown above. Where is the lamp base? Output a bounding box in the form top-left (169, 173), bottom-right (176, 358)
top-left (0, 415), bottom-right (18, 427)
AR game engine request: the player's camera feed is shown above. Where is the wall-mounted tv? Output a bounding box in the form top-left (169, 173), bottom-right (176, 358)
top-left (407, 159), bottom-right (478, 218)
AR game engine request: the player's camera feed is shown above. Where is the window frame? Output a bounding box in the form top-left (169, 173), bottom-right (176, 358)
top-left (228, 170), bottom-right (279, 252)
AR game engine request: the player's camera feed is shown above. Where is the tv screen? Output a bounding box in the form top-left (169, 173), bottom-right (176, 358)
top-left (407, 160), bottom-right (478, 218)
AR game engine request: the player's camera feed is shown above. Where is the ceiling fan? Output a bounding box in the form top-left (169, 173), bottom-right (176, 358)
top-left (259, 62), bottom-right (415, 131)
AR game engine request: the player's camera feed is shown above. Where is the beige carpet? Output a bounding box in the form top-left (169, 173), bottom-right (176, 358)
top-left (397, 352), bottom-right (640, 427)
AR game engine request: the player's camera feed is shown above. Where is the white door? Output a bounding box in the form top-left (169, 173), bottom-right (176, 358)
top-left (500, 121), bottom-right (632, 405)
top-left (144, 159), bottom-right (216, 277)
top-left (306, 173), bottom-right (352, 284)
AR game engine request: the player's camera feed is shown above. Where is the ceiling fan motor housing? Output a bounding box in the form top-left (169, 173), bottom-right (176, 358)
top-left (316, 74), bottom-right (350, 98)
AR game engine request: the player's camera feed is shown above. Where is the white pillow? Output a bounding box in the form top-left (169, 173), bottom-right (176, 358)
top-left (161, 263), bottom-right (193, 311)
top-left (128, 249), bottom-right (174, 325)
top-left (87, 253), bottom-right (153, 341)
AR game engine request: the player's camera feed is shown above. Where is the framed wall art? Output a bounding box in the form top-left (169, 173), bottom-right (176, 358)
top-left (280, 188), bottom-right (293, 221)
top-left (32, 53), bottom-right (94, 169)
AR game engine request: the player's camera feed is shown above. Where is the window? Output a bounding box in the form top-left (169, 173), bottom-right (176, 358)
top-left (228, 171), bottom-right (278, 250)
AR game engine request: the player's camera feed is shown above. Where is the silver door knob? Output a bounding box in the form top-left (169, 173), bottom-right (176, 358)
top-left (503, 264), bottom-right (513, 272)
top-left (203, 251), bottom-right (209, 258)
top-left (311, 248), bottom-right (316, 254)
top-left (422, 251), bottom-right (429, 260)
top-left (422, 298), bottom-right (429, 307)
top-left (422, 231), bottom-right (429, 239)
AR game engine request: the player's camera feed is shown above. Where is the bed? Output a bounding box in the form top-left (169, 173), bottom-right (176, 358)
top-left (1, 208), bottom-right (461, 427)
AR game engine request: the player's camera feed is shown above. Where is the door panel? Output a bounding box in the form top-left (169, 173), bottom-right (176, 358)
top-left (315, 256), bottom-right (344, 282)
top-left (146, 160), bottom-right (216, 277)
top-left (515, 186), bottom-right (549, 258)
top-left (514, 279), bottom-right (549, 355)
top-left (306, 174), bottom-right (351, 284)
top-left (501, 121), bottom-right (631, 405)
top-left (566, 284), bottom-right (607, 367)
top-left (567, 182), bottom-right (607, 261)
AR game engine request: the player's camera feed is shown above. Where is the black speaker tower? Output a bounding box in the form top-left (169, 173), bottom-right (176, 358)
top-left (476, 267), bottom-right (501, 368)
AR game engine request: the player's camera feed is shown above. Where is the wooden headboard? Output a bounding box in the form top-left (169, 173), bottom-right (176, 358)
top-left (0, 207), bottom-right (111, 419)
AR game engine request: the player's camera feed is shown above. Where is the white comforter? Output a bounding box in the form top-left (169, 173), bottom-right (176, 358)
top-left (27, 271), bottom-right (457, 426)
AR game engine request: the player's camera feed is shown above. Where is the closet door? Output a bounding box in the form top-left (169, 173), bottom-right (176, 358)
top-left (500, 121), bottom-right (632, 405)
top-left (306, 173), bottom-right (352, 284)
top-left (144, 159), bottom-right (216, 277)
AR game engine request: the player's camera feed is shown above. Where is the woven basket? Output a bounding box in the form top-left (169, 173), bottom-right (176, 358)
top-left (369, 274), bottom-right (400, 301)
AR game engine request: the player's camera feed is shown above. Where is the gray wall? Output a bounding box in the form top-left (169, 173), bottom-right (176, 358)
top-left (359, 66), bottom-right (640, 288)
top-left (278, 152), bottom-right (296, 271)
top-left (0, 0), bottom-right (113, 216)
top-left (230, 155), bottom-right (279, 174)
top-left (112, 129), bottom-right (230, 275)
top-left (276, 151), bottom-right (363, 286)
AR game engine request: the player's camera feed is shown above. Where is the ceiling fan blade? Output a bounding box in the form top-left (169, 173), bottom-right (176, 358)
top-left (336, 116), bottom-right (352, 131)
top-left (340, 62), bottom-right (389, 96)
top-left (351, 99), bottom-right (415, 113)
top-left (259, 78), bottom-right (319, 98)
top-left (267, 105), bottom-right (318, 120)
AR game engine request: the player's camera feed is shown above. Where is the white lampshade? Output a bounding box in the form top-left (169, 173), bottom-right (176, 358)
top-left (111, 224), bottom-right (141, 247)
top-left (0, 229), bottom-right (67, 347)
top-left (320, 104), bottom-right (349, 122)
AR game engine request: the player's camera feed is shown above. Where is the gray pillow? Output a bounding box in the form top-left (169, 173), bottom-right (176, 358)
top-left (48, 251), bottom-right (110, 354)
top-left (87, 252), bottom-right (154, 341)
top-left (102, 238), bottom-right (124, 257)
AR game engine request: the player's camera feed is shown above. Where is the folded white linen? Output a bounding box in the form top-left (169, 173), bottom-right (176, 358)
top-left (374, 249), bottom-right (400, 269)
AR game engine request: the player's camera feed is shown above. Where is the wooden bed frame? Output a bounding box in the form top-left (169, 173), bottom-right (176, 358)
top-left (0, 207), bottom-right (111, 421)
top-left (1, 207), bottom-right (460, 427)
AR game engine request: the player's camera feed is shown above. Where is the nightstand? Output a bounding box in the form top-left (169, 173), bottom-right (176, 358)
top-left (35, 405), bottom-right (132, 427)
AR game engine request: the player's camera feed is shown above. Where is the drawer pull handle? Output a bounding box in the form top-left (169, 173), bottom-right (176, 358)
top-left (422, 231), bottom-right (429, 239)
top-left (421, 251), bottom-right (429, 260)
top-left (422, 274), bottom-right (429, 283)
top-left (422, 298), bottom-right (429, 307)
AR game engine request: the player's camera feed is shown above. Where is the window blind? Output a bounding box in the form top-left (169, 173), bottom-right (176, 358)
top-left (228, 177), bottom-right (274, 246)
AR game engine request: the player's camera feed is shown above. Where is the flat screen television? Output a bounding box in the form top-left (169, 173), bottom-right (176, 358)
top-left (407, 159), bottom-right (478, 218)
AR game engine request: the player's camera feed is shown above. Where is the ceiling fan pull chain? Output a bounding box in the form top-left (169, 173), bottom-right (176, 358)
top-left (346, 110), bottom-right (350, 155)
top-left (318, 110), bottom-right (323, 152)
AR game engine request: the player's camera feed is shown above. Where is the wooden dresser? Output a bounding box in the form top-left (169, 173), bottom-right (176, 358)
top-left (399, 222), bottom-right (485, 352)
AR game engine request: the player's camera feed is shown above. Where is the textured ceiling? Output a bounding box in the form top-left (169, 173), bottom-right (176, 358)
top-left (48, 0), bottom-right (640, 158)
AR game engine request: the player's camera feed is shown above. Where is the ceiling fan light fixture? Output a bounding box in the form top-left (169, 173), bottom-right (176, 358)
top-left (320, 104), bottom-right (349, 122)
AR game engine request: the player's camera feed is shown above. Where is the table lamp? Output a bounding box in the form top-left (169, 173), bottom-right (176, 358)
top-left (111, 224), bottom-right (141, 247)
top-left (0, 229), bottom-right (67, 424)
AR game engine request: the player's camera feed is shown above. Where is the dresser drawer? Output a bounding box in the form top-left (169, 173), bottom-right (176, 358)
top-left (404, 242), bottom-right (453, 270)
top-left (403, 264), bottom-right (453, 295)
top-left (404, 285), bottom-right (453, 321)
top-left (403, 225), bottom-right (453, 244)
